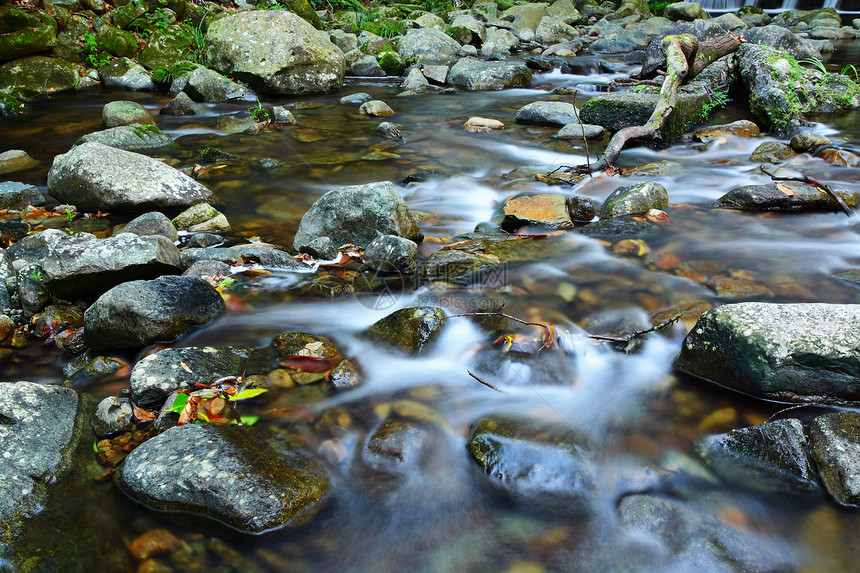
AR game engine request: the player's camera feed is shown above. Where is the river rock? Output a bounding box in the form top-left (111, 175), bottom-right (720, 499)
top-left (41, 234), bottom-right (180, 299)
top-left (790, 130), bottom-right (831, 152)
top-left (365, 306), bottom-right (446, 354)
top-left (293, 181), bottom-right (420, 257)
top-left (742, 25), bottom-right (821, 60)
top-left (676, 302), bottom-right (860, 404)
top-left (0, 181), bottom-right (43, 209)
top-left (713, 182), bottom-right (857, 212)
top-left (737, 5), bottom-right (770, 27)
top-left (117, 211), bottom-right (178, 241)
top-left (47, 142), bottom-right (213, 211)
top-left (98, 57), bottom-right (155, 91)
top-left (0, 55), bottom-right (78, 101)
top-left (95, 24), bottom-right (138, 58)
top-left (359, 100), bottom-right (393, 116)
top-left (502, 193), bottom-right (574, 229)
top-left (102, 100), bottom-right (154, 128)
top-left (599, 181), bottom-right (668, 219)
top-left (447, 58), bottom-right (531, 91)
top-left (136, 26), bottom-right (193, 70)
top-left (116, 423), bottom-right (329, 533)
top-left (0, 150), bottom-right (38, 175)
top-left (590, 29), bottom-right (652, 53)
top-left (130, 345), bottom-right (258, 407)
top-left (159, 91), bottom-right (205, 115)
top-left (581, 218), bottom-right (660, 241)
top-left (0, 382), bottom-right (81, 547)
top-left (180, 245), bottom-right (308, 271)
top-left (480, 28), bottom-right (518, 57)
top-left (515, 101), bottom-right (578, 127)
top-left (772, 7), bottom-right (840, 28)
top-left (557, 123), bottom-right (604, 140)
top-left (696, 418), bottom-right (820, 495)
top-left (183, 66), bottom-right (256, 103)
top-left (450, 13), bottom-right (487, 45)
top-left (738, 43), bottom-right (860, 135)
top-left (347, 53), bottom-right (385, 77)
top-left (0, 8), bottom-right (57, 64)
top-left (84, 275), bottom-right (225, 350)
top-left (664, 1), bottom-right (708, 21)
top-left (90, 396), bottom-right (134, 437)
top-left (401, 67), bottom-right (430, 92)
top-left (467, 417), bottom-right (595, 499)
top-left (397, 27), bottom-right (462, 65)
top-left (464, 117), bottom-right (504, 132)
top-left (693, 120), bottom-right (760, 142)
top-left (362, 234), bottom-right (418, 273)
top-left (810, 411), bottom-right (860, 506)
top-left (376, 122), bottom-right (402, 139)
top-left (206, 11), bottom-right (345, 95)
top-left (749, 141), bottom-right (795, 163)
top-left (76, 124), bottom-right (178, 155)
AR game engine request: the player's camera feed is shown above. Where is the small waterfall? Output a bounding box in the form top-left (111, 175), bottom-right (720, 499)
top-left (697, 0), bottom-right (755, 11)
top-left (782, 0), bottom-right (799, 9)
top-left (822, 0), bottom-right (840, 8)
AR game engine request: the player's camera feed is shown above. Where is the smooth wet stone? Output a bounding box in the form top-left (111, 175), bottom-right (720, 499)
top-left (270, 106), bottom-right (295, 125)
top-left (329, 359), bottom-right (360, 389)
top-left (376, 122), bottom-right (402, 139)
top-left (47, 142), bottom-right (213, 212)
top-left (706, 274), bottom-right (773, 299)
top-left (362, 234), bottom-right (418, 273)
top-left (293, 181), bottom-right (420, 253)
top-left (183, 67), bottom-right (256, 103)
top-left (159, 92), bottom-right (205, 116)
top-left (365, 306), bottom-right (446, 354)
top-left (102, 101), bottom-right (154, 128)
top-left (790, 130), bottom-right (831, 152)
top-left (360, 415), bottom-right (452, 486)
top-left (206, 11), bottom-right (345, 96)
top-left (358, 100), bottom-right (393, 117)
top-left (692, 120), bottom-right (760, 143)
top-left (401, 67), bottom-right (430, 92)
top-left (130, 345), bottom-right (258, 408)
top-left (503, 193), bottom-right (574, 229)
top-left (816, 147), bottom-right (860, 168)
top-left (447, 58), bottom-right (531, 91)
top-left (346, 51), bottom-right (385, 77)
top-left (77, 124), bottom-right (178, 155)
top-left (91, 396), bottom-right (134, 437)
top-left (598, 181), bottom-right (668, 219)
top-left (117, 212), bottom-right (178, 241)
top-left (664, 1), bottom-right (708, 21)
top-left (464, 117), bottom-right (504, 132)
top-left (0, 150), bottom-right (39, 175)
top-left (84, 276), bottom-right (225, 351)
top-left (397, 27), bottom-right (461, 65)
top-left (467, 417), bottom-right (595, 499)
top-left (750, 141), bottom-right (796, 163)
top-left (0, 181), bottom-right (43, 209)
top-left (98, 57), bottom-right (155, 91)
top-left (810, 412), bottom-right (860, 506)
top-left (696, 419), bottom-right (820, 495)
top-left (340, 92), bottom-right (372, 104)
top-left (515, 101), bottom-right (578, 127)
top-left (179, 245), bottom-right (308, 271)
top-left (581, 218), bottom-right (661, 241)
top-left (116, 424), bottom-right (330, 534)
top-left (557, 123), bottom-right (604, 140)
top-left (676, 302), bottom-right (860, 404)
top-left (41, 234), bottom-right (180, 300)
top-left (713, 182), bottom-right (857, 212)
top-left (0, 381), bottom-right (81, 546)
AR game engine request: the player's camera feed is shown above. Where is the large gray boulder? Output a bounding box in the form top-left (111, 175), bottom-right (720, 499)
top-left (76, 124), bottom-right (178, 155)
top-left (0, 382), bottom-right (81, 547)
top-left (206, 11), bottom-right (345, 95)
top-left (183, 66), bottom-right (257, 103)
top-left (810, 412), bottom-right (860, 506)
top-left (714, 182), bottom-right (857, 212)
top-left (47, 142), bottom-right (213, 211)
top-left (0, 181), bottom-right (43, 210)
top-left (98, 57), bottom-right (155, 91)
top-left (102, 100), bottom-right (154, 128)
top-left (84, 275), bottom-right (225, 350)
top-left (515, 101), bottom-right (579, 126)
top-left (676, 303), bottom-right (860, 404)
top-left (737, 43), bottom-right (860, 135)
top-left (397, 28), bottom-right (462, 65)
top-left (293, 181), bottom-right (421, 258)
top-left (447, 58), bottom-right (531, 91)
top-left (41, 234), bottom-right (181, 300)
top-left (116, 423), bottom-right (329, 533)
top-left (742, 25), bottom-right (821, 61)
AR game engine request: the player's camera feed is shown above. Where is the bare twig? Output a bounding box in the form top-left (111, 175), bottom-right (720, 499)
top-left (571, 89), bottom-right (592, 177)
top-left (759, 165), bottom-right (853, 216)
top-left (764, 403), bottom-right (832, 423)
top-left (468, 370), bottom-right (505, 392)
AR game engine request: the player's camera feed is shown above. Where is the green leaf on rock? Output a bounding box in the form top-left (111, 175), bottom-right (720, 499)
top-left (169, 393), bottom-right (189, 413)
top-left (230, 388), bottom-right (268, 401)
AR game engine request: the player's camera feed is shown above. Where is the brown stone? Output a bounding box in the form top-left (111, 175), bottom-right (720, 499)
top-left (503, 194), bottom-right (574, 229)
top-left (464, 116), bottom-right (504, 133)
top-left (693, 120), bottom-right (760, 143)
top-left (815, 148), bottom-right (860, 168)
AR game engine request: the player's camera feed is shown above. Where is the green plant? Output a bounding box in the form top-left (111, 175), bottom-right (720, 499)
top-left (702, 90), bottom-right (730, 116)
top-left (257, 0), bottom-right (285, 9)
top-left (186, 20), bottom-right (208, 66)
top-left (132, 124), bottom-right (160, 138)
top-left (28, 269), bottom-right (44, 295)
top-left (353, 6), bottom-right (379, 30)
top-left (799, 57), bottom-right (828, 74)
top-left (147, 7), bottom-right (171, 31)
top-left (423, 0), bottom-right (452, 15)
top-left (841, 64), bottom-right (859, 82)
top-left (63, 206), bottom-right (76, 235)
top-left (378, 20), bottom-right (404, 38)
top-left (248, 100), bottom-right (270, 122)
top-left (78, 33), bottom-right (110, 69)
top-left (151, 61), bottom-right (197, 84)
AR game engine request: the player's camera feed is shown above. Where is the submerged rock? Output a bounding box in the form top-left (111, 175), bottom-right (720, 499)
top-left (206, 11), bottom-right (345, 96)
top-left (0, 150), bottom-right (38, 175)
top-left (47, 142), bottom-right (213, 211)
top-left (447, 58), bottom-right (532, 91)
top-left (293, 181), bottom-right (421, 256)
top-left (581, 218), bottom-right (661, 241)
top-left (749, 141), bottom-right (795, 163)
top-left (116, 424), bottom-right (329, 534)
top-left (676, 302), bottom-right (860, 404)
top-left (696, 418), bottom-right (820, 495)
top-left (84, 276), bottom-right (225, 350)
top-left (365, 306), bottom-right (447, 354)
top-left (714, 182), bottom-right (857, 212)
top-left (502, 193), bottom-right (575, 229)
top-left (598, 181), bottom-right (668, 219)
top-left (810, 411), bottom-right (860, 506)
top-left (557, 123), bottom-right (604, 140)
top-left (362, 234), bottom-right (418, 273)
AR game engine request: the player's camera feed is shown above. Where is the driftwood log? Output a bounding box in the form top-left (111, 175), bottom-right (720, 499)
top-left (561, 33), bottom-right (743, 175)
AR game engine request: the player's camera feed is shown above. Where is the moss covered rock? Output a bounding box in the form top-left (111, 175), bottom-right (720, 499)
top-left (365, 306), bottom-right (447, 354)
top-left (136, 25), bottom-right (192, 70)
top-left (95, 24), bottom-right (138, 58)
top-left (0, 9), bottom-right (57, 65)
top-left (0, 55), bottom-right (78, 101)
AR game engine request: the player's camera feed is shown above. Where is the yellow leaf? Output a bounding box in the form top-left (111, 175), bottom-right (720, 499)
top-left (180, 361), bottom-right (193, 374)
top-left (776, 182), bottom-right (795, 196)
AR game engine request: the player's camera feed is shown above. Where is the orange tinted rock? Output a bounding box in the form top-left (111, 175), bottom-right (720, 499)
top-left (815, 147), bottom-right (860, 168)
top-left (707, 275), bottom-right (773, 299)
top-left (693, 120), bottom-right (760, 142)
top-left (128, 529), bottom-right (184, 561)
top-left (503, 194), bottom-right (574, 229)
top-left (464, 117), bottom-right (504, 132)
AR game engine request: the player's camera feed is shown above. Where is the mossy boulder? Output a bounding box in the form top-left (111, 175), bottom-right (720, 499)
top-left (810, 412), bottom-right (860, 506)
top-left (0, 56), bottom-right (79, 101)
top-left (365, 306), bottom-right (447, 354)
top-left (0, 91), bottom-right (26, 116)
top-left (76, 124), bottom-right (179, 155)
top-left (95, 24), bottom-right (139, 58)
top-left (108, 0), bottom-right (148, 29)
top-left (771, 7), bottom-right (840, 28)
top-left (376, 48), bottom-right (405, 75)
top-left (0, 8), bottom-right (57, 65)
top-left (738, 43), bottom-right (860, 135)
top-left (136, 25), bottom-right (192, 70)
top-left (283, 0), bottom-right (324, 29)
top-left (206, 11), bottom-right (345, 95)
top-left (598, 181), bottom-right (668, 219)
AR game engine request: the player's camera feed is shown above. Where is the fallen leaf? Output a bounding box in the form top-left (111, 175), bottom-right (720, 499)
top-left (132, 404), bottom-right (157, 422)
top-left (179, 361), bottom-right (193, 374)
top-left (776, 182), bottom-right (795, 196)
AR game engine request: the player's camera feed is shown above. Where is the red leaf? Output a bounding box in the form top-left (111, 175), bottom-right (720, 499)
top-left (278, 355), bottom-right (336, 372)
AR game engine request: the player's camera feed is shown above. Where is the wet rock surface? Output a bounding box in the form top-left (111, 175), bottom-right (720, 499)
top-left (365, 306), bottom-right (447, 354)
top-left (714, 182), bottom-right (857, 212)
top-left (810, 412), bottom-right (860, 507)
top-left (116, 423), bottom-right (330, 534)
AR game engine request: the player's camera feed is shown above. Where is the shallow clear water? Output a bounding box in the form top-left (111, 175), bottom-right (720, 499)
top-left (3, 55), bottom-right (860, 572)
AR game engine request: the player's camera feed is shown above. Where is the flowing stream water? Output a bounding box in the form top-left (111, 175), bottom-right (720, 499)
top-left (3, 46), bottom-right (860, 572)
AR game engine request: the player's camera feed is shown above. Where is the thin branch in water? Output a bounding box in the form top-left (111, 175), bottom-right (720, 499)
top-left (759, 165), bottom-right (853, 216)
top-left (764, 403), bottom-right (824, 424)
top-left (468, 370), bottom-right (504, 392)
top-left (583, 312), bottom-right (684, 344)
top-left (571, 89), bottom-right (592, 178)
